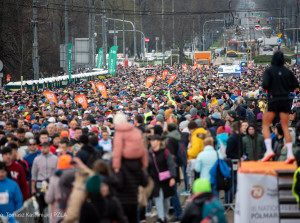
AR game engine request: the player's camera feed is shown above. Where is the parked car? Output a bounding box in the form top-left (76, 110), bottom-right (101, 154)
top-left (263, 45), bottom-right (273, 51)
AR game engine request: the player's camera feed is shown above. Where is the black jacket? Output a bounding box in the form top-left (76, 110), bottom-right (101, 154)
top-left (226, 133), bottom-right (243, 159)
top-left (80, 193), bottom-right (128, 223)
top-left (116, 158), bottom-right (148, 205)
top-left (181, 192), bottom-right (213, 223)
top-left (148, 149), bottom-right (177, 198)
top-left (263, 63), bottom-right (299, 103)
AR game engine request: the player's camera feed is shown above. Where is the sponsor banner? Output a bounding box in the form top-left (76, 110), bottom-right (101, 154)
top-left (235, 173), bottom-right (278, 223)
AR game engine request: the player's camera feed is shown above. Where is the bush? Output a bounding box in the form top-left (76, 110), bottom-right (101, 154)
top-left (254, 55), bottom-right (273, 63)
top-left (164, 56), bottom-right (193, 65)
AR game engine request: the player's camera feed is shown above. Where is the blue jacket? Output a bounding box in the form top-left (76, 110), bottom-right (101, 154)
top-left (216, 133), bottom-right (229, 151)
top-left (194, 146), bottom-right (218, 180)
top-left (0, 177), bottom-right (23, 215)
top-left (209, 159), bottom-right (231, 190)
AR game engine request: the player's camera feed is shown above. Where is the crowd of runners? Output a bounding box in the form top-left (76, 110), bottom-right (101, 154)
top-left (0, 51), bottom-right (300, 223)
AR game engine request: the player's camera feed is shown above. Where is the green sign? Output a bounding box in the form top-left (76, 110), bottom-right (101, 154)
top-left (108, 45), bottom-right (118, 76)
top-left (97, 47), bottom-right (103, 68)
top-left (68, 43), bottom-right (72, 83)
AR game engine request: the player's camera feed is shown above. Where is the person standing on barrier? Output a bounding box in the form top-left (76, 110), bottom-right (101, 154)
top-left (261, 51), bottom-right (299, 163)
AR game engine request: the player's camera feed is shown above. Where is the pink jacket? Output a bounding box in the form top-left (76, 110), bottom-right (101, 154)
top-left (112, 122), bottom-right (148, 170)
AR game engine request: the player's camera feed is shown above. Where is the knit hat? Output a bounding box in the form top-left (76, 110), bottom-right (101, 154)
top-left (193, 178), bottom-right (212, 194)
top-left (57, 154), bottom-right (73, 170)
top-left (194, 119), bottom-right (203, 128)
top-left (91, 127), bottom-right (99, 133)
top-left (179, 120), bottom-right (189, 130)
top-left (225, 126), bottom-right (232, 134)
top-left (227, 111), bottom-right (237, 119)
top-left (32, 124), bottom-right (40, 131)
top-left (217, 99), bottom-right (224, 106)
top-left (60, 131), bottom-right (69, 138)
top-left (217, 126), bottom-right (226, 135)
top-left (211, 112), bottom-right (221, 120)
top-left (190, 108), bottom-right (198, 117)
top-left (86, 174), bottom-right (102, 193)
top-left (156, 114), bottom-right (164, 122)
top-left (185, 114), bottom-right (192, 121)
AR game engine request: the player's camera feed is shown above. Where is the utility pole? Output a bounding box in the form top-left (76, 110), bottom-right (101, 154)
top-left (162, 0), bottom-right (165, 66)
top-left (224, 14), bottom-right (227, 65)
top-left (64, 0), bottom-right (68, 77)
top-left (140, 10), bottom-right (143, 59)
top-left (113, 20), bottom-right (116, 45)
top-left (172, 0), bottom-right (175, 49)
top-left (101, 0), bottom-right (107, 68)
top-left (123, 13), bottom-right (125, 58)
top-left (33, 0), bottom-right (39, 80)
top-left (88, 0), bottom-right (92, 71)
top-left (92, 0), bottom-right (95, 67)
top-left (133, 0), bottom-right (137, 58)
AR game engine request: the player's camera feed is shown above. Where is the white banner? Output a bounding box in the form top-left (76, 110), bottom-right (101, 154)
top-left (234, 173), bottom-right (279, 223)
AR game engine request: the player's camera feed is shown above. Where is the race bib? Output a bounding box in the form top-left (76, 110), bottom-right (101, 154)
top-left (0, 191), bottom-right (9, 204)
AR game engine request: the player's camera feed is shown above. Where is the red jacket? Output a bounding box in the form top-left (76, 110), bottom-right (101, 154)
top-left (112, 122), bottom-right (148, 170)
top-left (6, 161), bottom-right (29, 201)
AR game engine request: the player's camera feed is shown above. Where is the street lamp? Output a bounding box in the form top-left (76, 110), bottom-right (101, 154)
top-left (202, 19), bottom-right (224, 51)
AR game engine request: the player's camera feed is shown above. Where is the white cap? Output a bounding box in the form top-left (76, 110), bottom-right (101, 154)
top-left (48, 117), bottom-right (56, 123)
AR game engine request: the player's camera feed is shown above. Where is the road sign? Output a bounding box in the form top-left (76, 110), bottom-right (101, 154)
top-left (277, 38), bottom-right (282, 44)
top-left (272, 31), bottom-right (276, 34)
top-left (145, 38), bottom-right (150, 43)
top-left (255, 25), bottom-right (260, 29)
top-left (278, 33), bottom-right (282, 38)
top-left (108, 30), bottom-right (119, 34)
top-left (270, 17), bottom-right (273, 21)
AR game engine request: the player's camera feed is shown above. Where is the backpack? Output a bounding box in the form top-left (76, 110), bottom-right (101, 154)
top-left (86, 149), bottom-right (103, 168)
top-left (201, 197), bottom-right (228, 223)
top-left (177, 140), bottom-right (188, 166)
top-left (216, 152), bottom-right (231, 192)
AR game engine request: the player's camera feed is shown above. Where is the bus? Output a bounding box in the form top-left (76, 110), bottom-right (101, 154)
top-left (217, 65), bottom-right (242, 78)
top-left (227, 41), bottom-right (238, 57)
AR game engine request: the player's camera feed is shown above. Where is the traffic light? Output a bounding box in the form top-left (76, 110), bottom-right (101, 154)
top-left (247, 49), bottom-right (251, 53)
top-left (258, 19), bottom-right (260, 24)
top-left (267, 19), bottom-right (270, 24)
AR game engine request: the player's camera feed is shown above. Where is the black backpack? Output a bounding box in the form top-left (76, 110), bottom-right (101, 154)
top-left (177, 140), bottom-right (188, 166)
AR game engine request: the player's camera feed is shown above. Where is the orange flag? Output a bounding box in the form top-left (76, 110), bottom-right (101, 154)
top-left (74, 94), bottom-right (88, 109)
top-left (182, 64), bottom-right (187, 71)
top-left (168, 74), bottom-right (176, 85)
top-left (145, 76), bottom-right (155, 88)
top-left (91, 81), bottom-right (97, 95)
top-left (43, 91), bottom-right (58, 105)
top-left (96, 83), bottom-right (108, 99)
top-left (192, 66), bottom-right (197, 70)
top-left (162, 70), bottom-right (168, 80)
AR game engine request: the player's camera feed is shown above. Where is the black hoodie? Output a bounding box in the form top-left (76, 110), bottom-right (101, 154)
top-left (263, 51), bottom-right (299, 103)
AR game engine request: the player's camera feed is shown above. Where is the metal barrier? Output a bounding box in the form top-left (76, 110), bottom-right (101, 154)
top-left (221, 159), bottom-right (239, 212)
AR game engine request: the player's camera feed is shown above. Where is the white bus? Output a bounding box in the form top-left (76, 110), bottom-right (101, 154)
top-left (217, 65), bottom-right (242, 78)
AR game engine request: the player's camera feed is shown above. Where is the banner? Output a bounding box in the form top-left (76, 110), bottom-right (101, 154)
top-left (162, 70), bottom-right (168, 80)
top-left (97, 47), bottom-right (103, 68)
top-left (43, 91), bottom-right (58, 105)
top-left (168, 74), bottom-right (176, 85)
top-left (91, 81), bottom-right (97, 95)
top-left (74, 94), bottom-right (88, 109)
top-left (68, 43), bottom-right (72, 83)
top-left (145, 76), bottom-right (155, 88)
top-left (108, 45), bottom-right (118, 76)
top-left (235, 173), bottom-right (279, 223)
top-left (96, 83), bottom-right (107, 99)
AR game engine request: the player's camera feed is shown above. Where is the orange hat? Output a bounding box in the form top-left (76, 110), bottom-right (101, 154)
top-left (57, 154), bottom-right (73, 170)
top-left (26, 115), bottom-right (31, 121)
top-left (60, 131), bottom-right (69, 138)
top-left (70, 120), bottom-right (78, 125)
